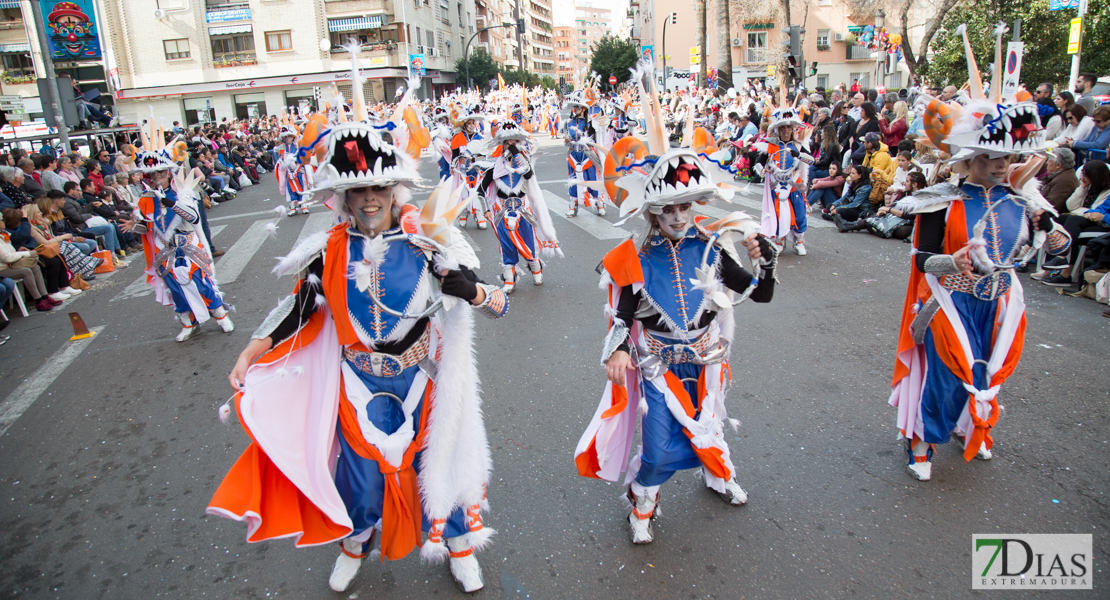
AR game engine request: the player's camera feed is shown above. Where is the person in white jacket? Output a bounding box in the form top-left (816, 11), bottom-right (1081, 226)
top-left (1054, 105), bottom-right (1095, 146)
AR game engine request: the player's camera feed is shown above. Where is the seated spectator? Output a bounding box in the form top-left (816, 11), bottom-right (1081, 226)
top-left (1040, 160), bottom-right (1110, 286)
top-left (0, 227), bottom-right (57, 311)
top-left (861, 132), bottom-right (896, 184)
top-left (809, 123), bottom-right (842, 182)
top-left (826, 164), bottom-right (874, 232)
top-left (56, 156), bottom-right (82, 186)
top-left (1041, 148), bottom-right (1080, 214)
top-left (808, 162), bottom-right (845, 209)
top-left (38, 155), bottom-right (67, 193)
top-left (43, 192), bottom-right (96, 255)
top-left (23, 202), bottom-right (101, 279)
top-left (1066, 106), bottom-right (1110, 163)
top-left (86, 160), bottom-right (105, 192)
top-left (61, 181), bottom-right (126, 261)
top-left (0, 166), bottom-right (31, 208)
top-left (111, 173), bottom-right (137, 210)
top-left (884, 151), bottom-right (919, 205)
top-left (1054, 104), bottom-right (1094, 146)
top-left (0, 275), bottom-right (13, 335)
top-left (879, 101), bottom-right (909, 149)
top-left (17, 158), bottom-right (45, 198)
top-left (2, 208), bottom-right (80, 302)
top-left (95, 148), bottom-right (119, 177)
top-left (114, 144), bottom-right (136, 174)
top-left (127, 170), bottom-right (145, 199)
top-left (870, 171), bottom-right (928, 240)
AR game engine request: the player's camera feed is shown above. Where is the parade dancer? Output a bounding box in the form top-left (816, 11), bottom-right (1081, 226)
top-left (133, 147), bottom-right (234, 342)
top-left (563, 92), bottom-right (606, 218)
top-left (277, 126), bottom-right (310, 215)
top-left (478, 121), bottom-right (562, 293)
top-left (575, 60), bottom-right (777, 545)
top-left (755, 108), bottom-right (812, 256)
top-left (431, 106), bottom-right (453, 181)
top-left (451, 109), bottom-right (489, 229)
top-left (606, 97), bottom-right (633, 147)
top-left (888, 24), bottom-right (1071, 482)
top-left (546, 98), bottom-right (560, 138)
top-left (209, 120), bottom-right (508, 594)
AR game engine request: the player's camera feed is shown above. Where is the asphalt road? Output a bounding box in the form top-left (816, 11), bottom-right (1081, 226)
top-left (0, 135), bottom-right (1106, 600)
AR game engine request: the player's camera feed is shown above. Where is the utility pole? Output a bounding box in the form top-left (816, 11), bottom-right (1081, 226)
top-left (515, 0), bottom-right (524, 71)
top-left (1067, 0), bottom-right (1087, 93)
top-left (29, 0), bottom-right (68, 147)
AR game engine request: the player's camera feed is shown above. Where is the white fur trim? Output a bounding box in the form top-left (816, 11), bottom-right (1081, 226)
top-left (420, 540), bottom-right (449, 564)
top-left (273, 229), bottom-right (330, 277)
top-left (465, 526), bottom-right (496, 551)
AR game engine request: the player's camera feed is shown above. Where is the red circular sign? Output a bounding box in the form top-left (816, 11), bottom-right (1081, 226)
top-left (609, 76), bottom-right (617, 85)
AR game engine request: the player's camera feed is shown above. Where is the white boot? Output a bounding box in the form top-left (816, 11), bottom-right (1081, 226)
top-left (715, 478), bottom-right (748, 506)
top-left (501, 265), bottom-right (517, 294)
top-left (906, 440), bottom-right (932, 481)
top-left (976, 442), bottom-right (992, 461)
top-left (212, 306), bottom-right (235, 333)
top-left (447, 536), bottom-right (484, 593)
top-left (328, 537), bottom-right (366, 592)
top-left (627, 483), bottom-right (659, 545)
top-left (175, 313), bottom-right (199, 342)
top-left (794, 235), bottom-right (807, 256)
top-left (596, 202), bottom-right (606, 216)
top-left (529, 260), bottom-right (543, 285)
top-left (566, 201), bottom-right (578, 217)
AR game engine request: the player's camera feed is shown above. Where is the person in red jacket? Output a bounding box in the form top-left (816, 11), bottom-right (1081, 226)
top-left (879, 101), bottom-right (909, 149)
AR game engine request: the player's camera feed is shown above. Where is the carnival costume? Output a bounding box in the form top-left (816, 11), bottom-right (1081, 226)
top-left (888, 24), bottom-right (1071, 482)
top-left (477, 120), bottom-right (562, 294)
top-left (277, 125), bottom-right (311, 215)
top-left (431, 106), bottom-right (453, 181)
top-left (575, 61), bottom-right (778, 545)
top-left (132, 153), bottom-right (234, 342)
top-left (451, 109), bottom-right (489, 229)
top-left (755, 107), bottom-right (813, 256)
top-left (208, 83), bottom-right (508, 594)
top-left (563, 92), bottom-right (606, 217)
top-left (606, 98), bottom-right (633, 147)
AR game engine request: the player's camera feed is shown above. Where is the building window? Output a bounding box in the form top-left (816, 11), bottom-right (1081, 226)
top-left (746, 32), bottom-right (766, 64)
top-left (817, 29), bottom-right (829, 50)
top-left (163, 38), bottom-right (191, 60)
top-left (211, 33), bottom-right (256, 67)
top-left (888, 72), bottom-right (902, 89)
top-left (265, 30), bottom-right (292, 52)
top-left (849, 72), bottom-right (870, 88)
top-left (816, 74), bottom-right (828, 89)
top-left (426, 30), bottom-right (434, 47)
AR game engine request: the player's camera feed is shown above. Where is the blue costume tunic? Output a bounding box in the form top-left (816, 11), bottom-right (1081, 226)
top-left (566, 115), bottom-right (599, 204)
top-left (149, 189), bottom-right (225, 314)
top-left (766, 141), bottom-right (808, 237)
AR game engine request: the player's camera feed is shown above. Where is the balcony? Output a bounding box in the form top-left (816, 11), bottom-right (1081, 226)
top-left (846, 44), bottom-right (872, 60)
top-left (212, 53), bottom-right (258, 68)
top-left (331, 40), bottom-right (397, 54)
top-left (0, 18), bottom-right (22, 30)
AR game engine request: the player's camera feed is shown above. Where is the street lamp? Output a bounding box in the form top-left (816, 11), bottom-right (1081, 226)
top-left (465, 21), bottom-right (519, 91)
top-left (875, 8), bottom-right (886, 89)
top-left (662, 12), bottom-right (676, 91)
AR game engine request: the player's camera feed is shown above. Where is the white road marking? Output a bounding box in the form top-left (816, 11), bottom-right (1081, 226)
top-left (208, 208), bottom-right (283, 223)
top-left (698, 196), bottom-right (834, 228)
top-left (215, 219), bottom-right (277, 284)
top-left (0, 326), bottom-right (106, 437)
top-left (111, 225), bottom-right (227, 302)
top-left (541, 190), bottom-right (631, 241)
top-left (293, 211), bottom-right (335, 247)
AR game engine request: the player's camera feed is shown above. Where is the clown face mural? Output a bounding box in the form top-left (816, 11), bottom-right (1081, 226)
top-left (45, 1), bottom-right (102, 60)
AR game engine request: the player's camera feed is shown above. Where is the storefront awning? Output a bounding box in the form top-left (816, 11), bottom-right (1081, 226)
top-left (0, 0), bottom-right (21, 8)
top-left (328, 16), bottom-right (383, 32)
top-left (0, 43), bottom-right (31, 53)
top-left (209, 24), bottom-right (254, 36)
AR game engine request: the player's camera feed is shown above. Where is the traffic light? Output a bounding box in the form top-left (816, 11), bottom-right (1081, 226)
top-left (517, 18), bottom-right (525, 34)
top-left (671, 13), bottom-right (677, 25)
top-left (780, 25), bottom-right (804, 85)
top-left (809, 61), bottom-right (818, 76)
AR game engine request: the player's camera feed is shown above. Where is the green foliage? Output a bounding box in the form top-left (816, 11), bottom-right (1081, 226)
top-left (921, 0), bottom-right (1110, 89)
top-left (502, 70), bottom-right (543, 87)
top-left (540, 75), bottom-right (557, 90)
top-left (588, 34), bottom-right (640, 89)
top-left (456, 48), bottom-right (499, 91)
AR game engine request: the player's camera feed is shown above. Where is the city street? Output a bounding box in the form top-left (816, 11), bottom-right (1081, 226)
top-left (0, 136), bottom-right (1106, 599)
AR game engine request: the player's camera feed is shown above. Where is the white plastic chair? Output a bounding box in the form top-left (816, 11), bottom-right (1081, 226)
top-left (7, 279), bottom-right (28, 317)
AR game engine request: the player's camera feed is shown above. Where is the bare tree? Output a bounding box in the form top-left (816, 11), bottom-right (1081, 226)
top-left (695, 0), bottom-right (707, 86)
top-left (716, 0), bottom-right (733, 90)
top-left (899, 0), bottom-right (961, 81)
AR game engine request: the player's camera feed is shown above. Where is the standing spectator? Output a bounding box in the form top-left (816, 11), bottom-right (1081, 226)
top-left (1041, 148), bottom-right (1080, 214)
top-left (1074, 73), bottom-right (1099, 115)
top-left (0, 166), bottom-right (31, 208)
top-left (879, 101), bottom-right (909, 149)
top-left (850, 79), bottom-right (861, 93)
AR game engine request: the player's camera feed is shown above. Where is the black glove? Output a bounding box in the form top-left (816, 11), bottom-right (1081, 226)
top-left (756, 234), bottom-right (777, 266)
top-left (507, 144), bottom-right (520, 156)
top-left (1036, 211), bottom-right (1054, 233)
top-left (437, 269), bottom-right (479, 302)
top-left (160, 197), bottom-right (175, 209)
top-left (789, 148), bottom-right (800, 158)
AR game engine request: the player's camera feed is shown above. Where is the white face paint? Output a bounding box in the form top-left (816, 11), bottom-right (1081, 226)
top-left (656, 203), bottom-right (692, 239)
top-left (346, 185), bottom-right (395, 236)
top-left (464, 121), bottom-right (476, 134)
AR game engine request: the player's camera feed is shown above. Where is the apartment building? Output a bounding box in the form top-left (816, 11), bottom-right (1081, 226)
top-left (97, 0), bottom-right (480, 127)
top-left (472, 0), bottom-right (513, 69)
top-left (629, 0), bottom-right (935, 91)
top-left (554, 25), bottom-right (575, 82)
top-left (573, 3), bottom-right (610, 67)
top-left (526, 0), bottom-right (553, 76)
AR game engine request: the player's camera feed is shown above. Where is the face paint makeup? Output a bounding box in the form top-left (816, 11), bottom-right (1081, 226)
top-left (346, 185), bottom-right (395, 236)
top-left (657, 203), bottom-right (692, 239)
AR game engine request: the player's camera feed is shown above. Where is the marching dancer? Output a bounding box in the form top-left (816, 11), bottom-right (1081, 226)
top-left (606, 97), bottom-right (633, 147)
top-left (563, 92), bottom-right (606, 218)
top-left (888, 25), bottom-right (1071, 481)
top-left (276, 125), bottom-right (310, 215)
top-left (575, 61), bottom-right (777, 545)
top-left (755, 108), bottom-right (812, 256)
top-left (478, 121), bottom-right (562, 293)
top-left (133, 140), bottom-right (234, 342)
top-left (431, 105), bottom-right (453, 180)
top-left (209, 120), bottom-right (508, 594)
top-left (451, 108), bottom-right (489, 229)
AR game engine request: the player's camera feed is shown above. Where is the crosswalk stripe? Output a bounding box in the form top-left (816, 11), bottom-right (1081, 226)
top-left (110, 225), bottom-right (227, 302)
top-left (215, 219), bottom-right (277, 285)
top-left (294, 211), bottom-right (335, 247)
top-left (541, 190), bottom-right (631, 241)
